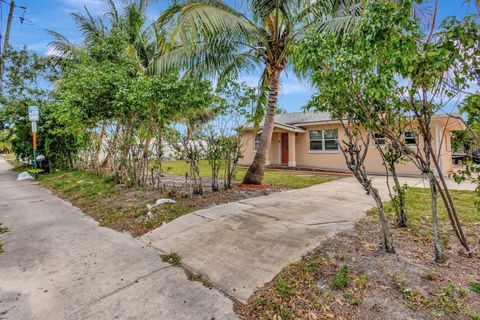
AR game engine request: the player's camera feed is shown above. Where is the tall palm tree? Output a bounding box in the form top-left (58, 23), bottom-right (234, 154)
top-left (154, 0), bottom-right (359, 184)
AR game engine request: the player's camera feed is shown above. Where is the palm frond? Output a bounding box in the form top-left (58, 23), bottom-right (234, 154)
top-left (153, 30), bottom-right (259, 77)
top-left (311, 0), bottom-right (362, 34)
top-left (251, 0), bottom-right (300, 24)
top-left (103, 0), bottom-right (120, 25)
top-left (70, 6), bottom-right (105, 44)
top-left (125, 43), bottom-right (147, 74)
top-left (46, 30), bottom-right (82, 59)
top-left (153, 1), bottom-right (262, 77)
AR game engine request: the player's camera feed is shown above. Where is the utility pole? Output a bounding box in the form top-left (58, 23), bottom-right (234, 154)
top-left (0, 0), bottom-right (15, 93)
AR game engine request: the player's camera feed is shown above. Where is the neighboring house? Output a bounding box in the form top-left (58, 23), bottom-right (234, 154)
top-left (239, 112), bottom-right (465, 176)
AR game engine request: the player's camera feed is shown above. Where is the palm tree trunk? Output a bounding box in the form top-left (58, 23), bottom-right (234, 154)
top-left (243, 70), bottom-right (280, 184)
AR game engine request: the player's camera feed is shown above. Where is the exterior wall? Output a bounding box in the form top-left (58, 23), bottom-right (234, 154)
top-left (443, 131), bottom-right (452, 173)
top-left (239, 130), bottom-right (256, 165)
top-left (294, 123), bottom-right (421, 175)
top-left (239, 130), bottom-right (285, 166)
top-left (239, 120), bottom-right (456, 177)
top-left (436, 125), bottom-right (453, 175)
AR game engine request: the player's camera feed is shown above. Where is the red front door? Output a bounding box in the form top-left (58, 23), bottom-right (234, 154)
top-left (281, 133), bottom-right (289, 164)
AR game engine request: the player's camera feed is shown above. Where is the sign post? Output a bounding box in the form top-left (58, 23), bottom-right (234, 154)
top-left (28, 106), bottom-right (39, 179)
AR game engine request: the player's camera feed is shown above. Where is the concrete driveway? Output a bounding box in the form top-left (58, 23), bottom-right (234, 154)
top-left (0, 158), bottom-right (237, 320)
top-left (142, 174), bottom-right (475, 303)
top-left (141, 177), bottom-right (381, 303)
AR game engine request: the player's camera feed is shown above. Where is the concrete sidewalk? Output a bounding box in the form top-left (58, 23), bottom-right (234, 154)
top-left (0, 157), bottom-right (237, 320)
top-left (142, 174), bottom-right (475, 303)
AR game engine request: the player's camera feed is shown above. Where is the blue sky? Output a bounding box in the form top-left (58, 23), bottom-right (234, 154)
top-left (3, 0), bottom-right (477, 112)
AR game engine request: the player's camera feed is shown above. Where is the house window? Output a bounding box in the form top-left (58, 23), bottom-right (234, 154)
top-left (309, 129), bottom-right (339, 151)
top-left (404, 132), bottom-right (416, 146)
top-left (254, 134), bottom-right (261, 150)
top-left (309, 130), bottom-right (323, 150)
top-left (374, 133), bottom-right (386, 146)
top-left (324, 129), bottom-right (339, 150)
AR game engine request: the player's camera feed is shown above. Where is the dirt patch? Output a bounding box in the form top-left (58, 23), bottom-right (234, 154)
top-left (235, 213), bottom-right (480, 320)
top-left (237, 183), bottom-right (272, 190)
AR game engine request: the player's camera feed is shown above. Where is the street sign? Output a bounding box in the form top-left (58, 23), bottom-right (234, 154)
top-left (28, 106), bottom-right (39, 179)
top-left (28, 106), bottom-right (39, 122)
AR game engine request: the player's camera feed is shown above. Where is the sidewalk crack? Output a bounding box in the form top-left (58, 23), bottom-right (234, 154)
top-left (71, 265), bottom-right (171, 315)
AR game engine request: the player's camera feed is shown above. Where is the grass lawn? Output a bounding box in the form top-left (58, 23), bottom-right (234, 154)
top-left (163, 160), bottom-right (340, 189)
top-left (238, 187), bottom-right (480, 320)
top-left (382, 187), bottom-right (479, 241)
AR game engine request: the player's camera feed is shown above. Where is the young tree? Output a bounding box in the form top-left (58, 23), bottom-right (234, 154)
top-left (167, 78), bottom-right (215, 195)
top-left (295, 1), bottom-right (478, 260)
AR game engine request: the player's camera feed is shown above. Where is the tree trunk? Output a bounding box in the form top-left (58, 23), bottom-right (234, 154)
top-left (102, 123), bottom-right (120, 170)
top-left (243, 69), bottom-right (281, 184)
top-left (427, 171), bottom-right (444, 262)
top-left (391, 164), bottom-right (408, 228)
top-left (94, 122), bottom-right (106, 174)
top-left (369, 186), bottom-right (395, 253)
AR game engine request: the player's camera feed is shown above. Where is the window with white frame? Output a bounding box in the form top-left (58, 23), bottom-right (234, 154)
top-left (404, 131), bottom-right (416, 146)
top-left (374, 133), bottom-right (386, 146)
top-left (309, 129), bottom-right (339, 151)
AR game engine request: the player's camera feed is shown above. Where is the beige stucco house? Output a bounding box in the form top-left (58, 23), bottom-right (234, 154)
top-left (239, 112), bottom-right (465, 176)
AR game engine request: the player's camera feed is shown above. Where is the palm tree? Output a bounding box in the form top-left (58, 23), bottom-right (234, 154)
top-left (154, 0), bottom-right (359, 184)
